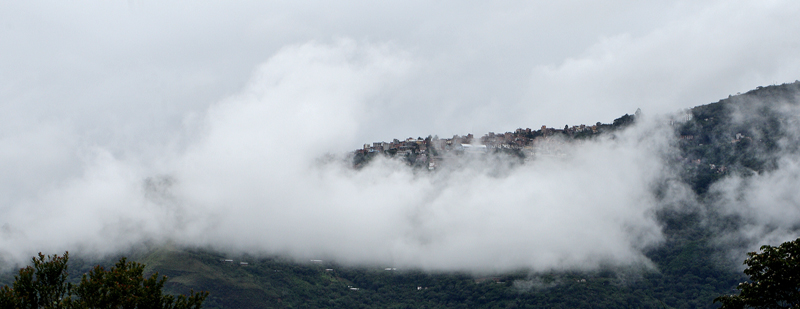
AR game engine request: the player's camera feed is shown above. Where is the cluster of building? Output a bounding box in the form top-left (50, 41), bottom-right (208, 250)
top-left (353, 124), bottom-right (604, 169)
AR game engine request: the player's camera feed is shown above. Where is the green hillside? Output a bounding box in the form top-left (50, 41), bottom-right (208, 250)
top-left (3, 81), bottom-right (799, 308)
top-left (140, 82), bottom-right (800, 308)
top-left (131, 244), bottom-right (743, 309)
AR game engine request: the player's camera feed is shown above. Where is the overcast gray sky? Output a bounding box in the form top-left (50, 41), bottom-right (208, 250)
top-left (1, 1), bottom-right (799, 270)
top-left (4, 1), bottom-right (798, 147)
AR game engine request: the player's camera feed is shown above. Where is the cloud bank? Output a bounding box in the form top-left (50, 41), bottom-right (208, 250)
top-left (2, 1), bottom-right (800, 272)
top-left (1, 40), bottom-right (676, 272)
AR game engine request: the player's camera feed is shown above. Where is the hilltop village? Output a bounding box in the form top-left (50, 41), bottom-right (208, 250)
top-left (352, 112), bottom-right (638, 169)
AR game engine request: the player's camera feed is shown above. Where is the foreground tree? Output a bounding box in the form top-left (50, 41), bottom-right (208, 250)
top-left (714, 237), bottom-right (800, 309)
top-left (0, 252), bottom-right (72, 308)
top-left (0, 252), bottom-right (207, 309)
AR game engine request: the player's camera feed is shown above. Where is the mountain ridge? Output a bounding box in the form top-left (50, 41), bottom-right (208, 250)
top-left (4, 81), bottom-right (800, 308)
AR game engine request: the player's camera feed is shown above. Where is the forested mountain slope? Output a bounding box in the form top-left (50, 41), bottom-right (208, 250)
top-left (3, 82), bottom-right (799, 308)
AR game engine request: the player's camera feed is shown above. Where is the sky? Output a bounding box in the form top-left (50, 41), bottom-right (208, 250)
top-left (1, 0), bottom-right (800, 271)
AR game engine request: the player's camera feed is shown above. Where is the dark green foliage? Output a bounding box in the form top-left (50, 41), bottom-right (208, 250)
top-left (714, 238), bottom-right (800, 309)
top-left (0, 253), bottom-right (207, 309)
top-left (675, 82), bottom-right (800, 194)
top-left (353, 151), bottom-right (379, 168)
top-left (0, 252), bottom-right (71, 309)
top-left (71, 257), bottom-right (207, 309)
top-left (613, 113), bottom-right (636, 128)
top-left (92, 243), bottom-right (742, 309)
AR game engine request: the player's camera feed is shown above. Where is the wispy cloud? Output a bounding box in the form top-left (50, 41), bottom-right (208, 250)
top-left (2, 1), bottom-right (799, 271)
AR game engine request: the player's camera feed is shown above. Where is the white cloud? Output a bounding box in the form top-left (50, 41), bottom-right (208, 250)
top-left (2, 1), bottom-right (800, 271)
top-left (1, 40), bottom-right (674, 272)
top-left (524, 0), bottom-right (800, 128)
top-left (170, 40), bottom-right (670, 271)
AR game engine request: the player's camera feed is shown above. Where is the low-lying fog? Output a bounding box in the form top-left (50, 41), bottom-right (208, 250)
top-left (2, 2), bottom-right (800, 272)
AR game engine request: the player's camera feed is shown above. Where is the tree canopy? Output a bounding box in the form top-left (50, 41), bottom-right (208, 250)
top-left (714, 237), bottom-right (800, 309)
top-left (0, 252), bottom-right (207, 309)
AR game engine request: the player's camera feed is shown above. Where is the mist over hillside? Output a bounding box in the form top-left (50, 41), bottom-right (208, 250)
top-left (3, 75), bottom-right (800, 275)
top-left (4, 1), bottom-right (800, 272)
top-left (685, 83), bottom-right (800, 255)
top-left (3, 78), bottom-right (800, 308)
top-left (4, 2), bottom-right (800, 307)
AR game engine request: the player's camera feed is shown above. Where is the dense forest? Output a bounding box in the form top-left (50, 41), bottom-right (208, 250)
top-left (3, 82), bottom-right (799, 308)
